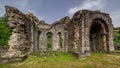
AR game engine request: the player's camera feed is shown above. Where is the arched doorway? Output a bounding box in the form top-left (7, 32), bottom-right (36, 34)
top-left (89, 19), bottom-right (108, 52)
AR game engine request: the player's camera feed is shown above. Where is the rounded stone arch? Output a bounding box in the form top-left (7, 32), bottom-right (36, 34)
top-left (88, 18), bottom-right (109, 52)
top-left (88, 18), bottom-right (109, 34)
top-left (47, 32), bottom-right (53, 35)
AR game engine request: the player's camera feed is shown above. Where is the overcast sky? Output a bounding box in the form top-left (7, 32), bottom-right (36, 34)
top-left (0, 0), bottom-right (120, 27)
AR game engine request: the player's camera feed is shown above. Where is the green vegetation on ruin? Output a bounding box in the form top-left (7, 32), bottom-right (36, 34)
top-left (0, 17), bottom-right (12, 48)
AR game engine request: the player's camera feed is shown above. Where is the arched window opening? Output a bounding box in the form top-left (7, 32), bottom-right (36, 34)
top-left (47, 32), bottom-right (52, 48)
top-left (37, 31), bottom-right (41, 49)
top-left (58, 32), bottom-right (63, 48)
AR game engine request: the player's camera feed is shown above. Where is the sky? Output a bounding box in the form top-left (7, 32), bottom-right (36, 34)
top-left (0, 0), bottom-right (120, 27)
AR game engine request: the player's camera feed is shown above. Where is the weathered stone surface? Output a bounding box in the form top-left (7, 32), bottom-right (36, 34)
top-left (0, 47), bottom-right (7, 56)
top-left (1, 54), bottom-right (27, 63)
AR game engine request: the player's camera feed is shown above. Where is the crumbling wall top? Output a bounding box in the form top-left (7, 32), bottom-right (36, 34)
top-left (5, 5), bottom-right (24, 16)
top-left (73, 9), bottom-right (109, 17)
top-left (51, 16), bottom-right (70, 26)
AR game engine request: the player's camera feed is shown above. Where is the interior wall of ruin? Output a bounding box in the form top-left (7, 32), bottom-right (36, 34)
top-left (36, 21), bottom-right (67, 52)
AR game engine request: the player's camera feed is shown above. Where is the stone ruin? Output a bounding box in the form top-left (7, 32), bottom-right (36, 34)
top-left (1, 5), bottom-right (115, 61)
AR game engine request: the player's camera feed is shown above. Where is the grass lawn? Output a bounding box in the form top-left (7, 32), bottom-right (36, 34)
top-left (0, 50), bottom-right (120, 68)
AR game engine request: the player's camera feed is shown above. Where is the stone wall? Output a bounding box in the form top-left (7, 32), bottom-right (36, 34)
top-left (67, 10), bottom-right (114, 57)
top-left (2, 6), bottom-right (32, 59)
top-left (2, 6), bottom-right (115, 60)
top-left (35, 16), bottom-right (70, 52)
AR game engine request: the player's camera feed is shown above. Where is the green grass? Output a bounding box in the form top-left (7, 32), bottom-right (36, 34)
top-left (1, 51), bottom-right (120, 68)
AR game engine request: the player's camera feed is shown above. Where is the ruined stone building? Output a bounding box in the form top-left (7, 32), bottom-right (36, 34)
top-left (3, 6), bottom-right (115, 58)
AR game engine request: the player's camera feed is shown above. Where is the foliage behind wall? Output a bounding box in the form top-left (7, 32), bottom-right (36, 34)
top-left (0, 17), bottom-right (12, 48)
top-left (114, 27), bottom-right (120, 45)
